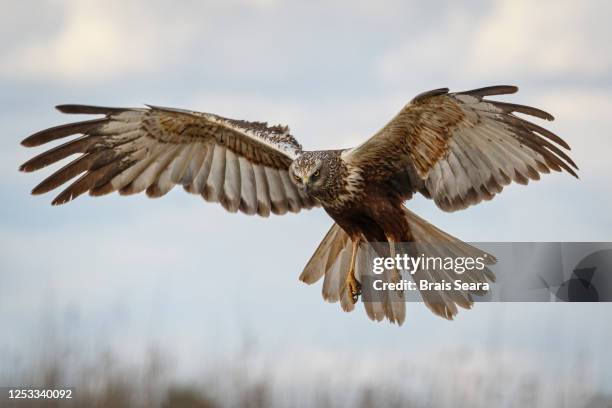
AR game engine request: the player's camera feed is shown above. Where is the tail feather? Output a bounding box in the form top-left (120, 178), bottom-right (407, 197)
top-left (300, 206), bottom-right (496, 325)
top-left (299, 224), bottom-right (348, 285)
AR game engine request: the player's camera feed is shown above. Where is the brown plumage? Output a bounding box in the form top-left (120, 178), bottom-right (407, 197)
top-left (20, 85), bottom-right (578, 325)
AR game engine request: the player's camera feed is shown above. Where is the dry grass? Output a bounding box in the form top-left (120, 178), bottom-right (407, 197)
top-left (2, 345), bottom-right (611, 407)
top-left (2, 352), bottom-right (612, 408)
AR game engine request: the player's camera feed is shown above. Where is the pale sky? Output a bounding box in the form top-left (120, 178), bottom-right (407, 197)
top-left (1, 0), bottom-right (611, 399)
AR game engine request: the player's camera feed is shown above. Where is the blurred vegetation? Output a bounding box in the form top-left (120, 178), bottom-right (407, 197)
top-left (2, 346), bottom-right (612, 408)
top-left (1, 312), bottom-right (610, 408)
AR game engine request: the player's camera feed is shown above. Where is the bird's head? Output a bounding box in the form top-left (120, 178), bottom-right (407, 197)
top-left (289, 151), bottom-right (329, 194)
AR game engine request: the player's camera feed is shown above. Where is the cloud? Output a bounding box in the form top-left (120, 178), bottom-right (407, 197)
top-left (0, 0), bottom-right (299, 82)
top-left (0, 0), bottom-right (456, 84)
top-left (0, 0), bottom-right (198, 81)
top-left (466, 0), bottom-right (612, 78)
top-left (378, 0), bottom-right (612, 83)
top-left (532, 88), bottom-right (612, 122)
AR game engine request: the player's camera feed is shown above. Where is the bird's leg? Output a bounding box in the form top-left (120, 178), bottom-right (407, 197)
top-left (344, 237), bottom-right (362, 304)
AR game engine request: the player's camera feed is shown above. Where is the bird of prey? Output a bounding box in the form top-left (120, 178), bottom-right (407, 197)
top-left (20, 85), bottom-right (578, 325)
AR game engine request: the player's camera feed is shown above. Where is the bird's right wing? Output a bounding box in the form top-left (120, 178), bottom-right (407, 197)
top-left (20, 104), bottom-right (318, 216)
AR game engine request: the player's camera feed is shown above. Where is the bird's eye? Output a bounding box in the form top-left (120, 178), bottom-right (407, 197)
top-left (312, 170), bottom-right (320, 178)
top-left (293, 174), bottom-right (301, 183)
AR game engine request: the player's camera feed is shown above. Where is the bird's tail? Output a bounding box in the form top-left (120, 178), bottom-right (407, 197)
top-left (299, 206), bottom-right (496, 325)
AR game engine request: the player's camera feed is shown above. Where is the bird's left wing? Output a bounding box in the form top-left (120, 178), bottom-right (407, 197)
top-left (20, 105), bottom-right (317, 216)
top-left (342, 86), bottom-right (578, 212)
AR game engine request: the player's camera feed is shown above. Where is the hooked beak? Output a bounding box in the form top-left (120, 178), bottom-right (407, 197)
top-left (302, 177), bottom-right (310, 193)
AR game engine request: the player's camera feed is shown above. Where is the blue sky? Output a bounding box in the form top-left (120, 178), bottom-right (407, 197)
top-left (1, 0), bottom-right (611, 398)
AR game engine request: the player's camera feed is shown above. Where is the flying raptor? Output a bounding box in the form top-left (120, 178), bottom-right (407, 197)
top-left (20, 85), bottom-right (578, 325)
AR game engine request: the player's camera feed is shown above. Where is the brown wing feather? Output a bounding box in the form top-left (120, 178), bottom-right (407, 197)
top-left (20, 104), bottom-right (318, 215)
top-left (343, 85), bottom-right (578, 212)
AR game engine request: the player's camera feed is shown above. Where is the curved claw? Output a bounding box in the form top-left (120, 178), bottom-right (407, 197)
top-left (346, 276), bottom-right (362, 304)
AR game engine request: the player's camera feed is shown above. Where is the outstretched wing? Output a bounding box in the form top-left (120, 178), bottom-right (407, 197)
top-left (20, 105), bottom-right (317, 216)
top-left (342, 86), bottom-right (578, 212)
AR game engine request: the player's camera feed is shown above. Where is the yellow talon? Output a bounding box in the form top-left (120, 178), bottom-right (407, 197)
top-left (345, 238), bottom-right (362, 303)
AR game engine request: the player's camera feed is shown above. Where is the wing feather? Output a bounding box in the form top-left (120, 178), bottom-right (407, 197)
top-left (21, 118), bottom-right (107, 147)
top-left (170, 143), bottom-right (198, 184)
top-left (31, 152), bottom-right (101, 195)
top-left (119, 144), bottom-right (167, 195)
top-left (203, 144), bottom-right (226, 203)
top-left (252, 164), bottom-right (272, 217)
top-left (279, 171), bottom-right (302, 213)
top-left (188, 143), bottom-right (213, 193)
top-left (265, 167), bottom-right (288, 215)
top-left (238, 156), bottom-right (258, 215)
top-left (222, 149), bottom-right (241, 213)
top-left (144, 145), bottom-right (184, 198)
